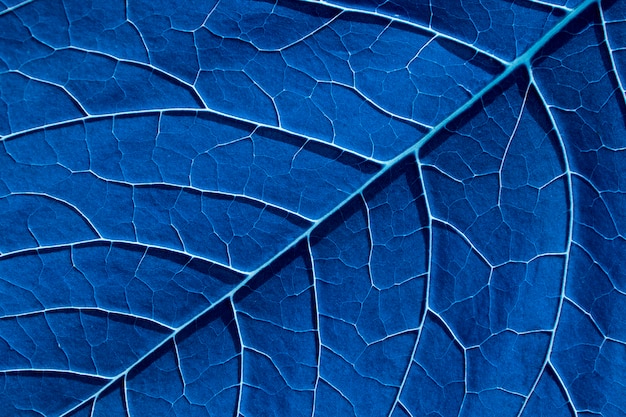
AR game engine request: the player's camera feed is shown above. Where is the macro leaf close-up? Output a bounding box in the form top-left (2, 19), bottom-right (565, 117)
top-left (0, 0), bottom-right (625, 415)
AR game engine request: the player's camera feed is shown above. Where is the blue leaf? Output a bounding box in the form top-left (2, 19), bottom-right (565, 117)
top-left (0, 0), bottom-right (624, 415)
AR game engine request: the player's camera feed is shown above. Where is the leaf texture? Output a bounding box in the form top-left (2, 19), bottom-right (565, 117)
top-left (0, 0), bottom-right (624, 415)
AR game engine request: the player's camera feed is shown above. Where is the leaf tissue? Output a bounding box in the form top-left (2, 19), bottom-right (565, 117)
top-left (0, 0), bottom-right (625, 415)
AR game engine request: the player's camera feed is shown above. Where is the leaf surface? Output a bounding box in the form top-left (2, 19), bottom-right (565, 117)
top-left (0, 0), bottom-right (624, 415)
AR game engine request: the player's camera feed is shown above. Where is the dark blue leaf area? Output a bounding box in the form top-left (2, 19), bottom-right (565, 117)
top-left (398, 313), bottom-right (465, 417)
top-left (421, 73), bottom-right (569, 265)
top-left (603, 0), bottom-right (626, 91)
top-left (0, 0), bottom-right (508, 161)
top-left (92, 382), bottom-right (129, 417)
top-left (234, 243), bottom-right (318, 417)
top-left (0, 121), bottom-right (317, 272)
top-left (322, 0), bottom-right (567, 60)
top-left (533, 4), bottom-right (626, 416)
top-left (197, 0), bottom-right (505, 158)
top-left (0, 371), bottom-right (107, 417)
top-left (85, 111), bottom-right (377, 221)
top-left (310, 157), bottom-right (428, 416)
top-left (0, 309), bottom-right (170, 376)
top-left (0, 243), bottom-right (243, 327)
top-left (59, 155), bottom-right (428, 417)
top-left (414, 69), bottom-right (569, 416)
top-left (520, 365), bottom-right (574, 417)
top-left (0, 0), bottom-right (625, 416)
top-left (125, 306), bottom-right (241, 417)
top-left (59, 303), bottom-right (241, 417)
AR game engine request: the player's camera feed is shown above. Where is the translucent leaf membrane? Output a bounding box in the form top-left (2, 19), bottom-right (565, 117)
top-left (0, 0), bottom-right (625, 416)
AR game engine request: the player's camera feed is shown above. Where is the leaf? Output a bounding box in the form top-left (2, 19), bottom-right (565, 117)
top-left (0, 0), bottom-right (624, 416)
